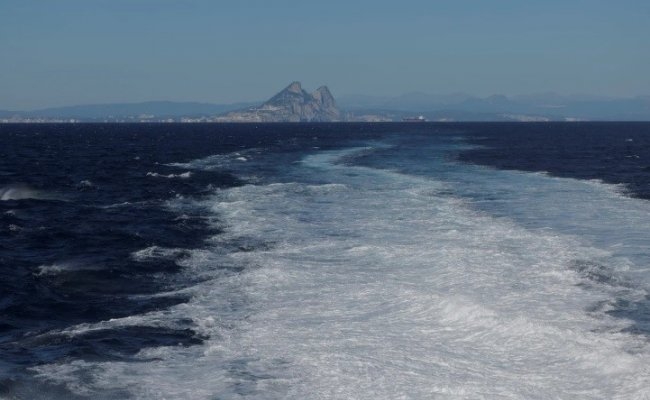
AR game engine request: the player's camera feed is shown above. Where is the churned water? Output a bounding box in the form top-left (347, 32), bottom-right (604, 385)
top-left (1, 122), bottom-right (649, 399)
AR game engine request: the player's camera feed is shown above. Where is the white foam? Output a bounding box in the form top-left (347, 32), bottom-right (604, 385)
top-left (146, 171), bottom-right (192, 179)
top-left (0, 185), bottom-right (41, 201)
top-left (77, 180), bottom-right (94, 188)
top-left (167, 149), bottom-right (264, 171)
top-left (31, 147), bottom-right (650, 399)
top-left (8, 224), bottom-right (21, 232)
top-left (449, 162), bottom-right (650, 286)
top-left (100, 201), bottom-right (133, 209)
top-left (131, 246), bottom-right (187, 262)
top-left (0, 184), bottom-right (65, 202)
top-left (35, 262), bottom-right (101, 276)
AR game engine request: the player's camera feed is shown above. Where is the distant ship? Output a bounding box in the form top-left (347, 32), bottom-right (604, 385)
top-left (402, 115), bottom-right (427, 122)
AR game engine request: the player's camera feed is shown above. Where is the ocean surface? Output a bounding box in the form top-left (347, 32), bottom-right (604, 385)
top-left (1, 122), bottom-right (649, 399)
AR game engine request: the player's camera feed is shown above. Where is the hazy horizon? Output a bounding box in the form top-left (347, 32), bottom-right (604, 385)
top-left (4, 87), bottom-right (649, 113)
top-left (1, 0), bottom-right (649, 110)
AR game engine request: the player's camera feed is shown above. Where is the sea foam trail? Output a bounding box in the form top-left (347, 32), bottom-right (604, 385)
top-left (32, 147), bottom-right (650, 399)
top-left (437, 158), bottom-right (650, 288)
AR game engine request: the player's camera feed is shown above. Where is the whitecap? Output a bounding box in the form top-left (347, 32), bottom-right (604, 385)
top-left (146, 171), bottom-right (192, 179)
top-left (167, 148), bottom-right (264, 170)
top-left (0, 185), bottom-right (41, 201)
top-left (35, 262), bottom-right (102, 276)
top-left (8, 224), bottom-right (22, 232)
top-left (131, 246), bottom-right (188, 262)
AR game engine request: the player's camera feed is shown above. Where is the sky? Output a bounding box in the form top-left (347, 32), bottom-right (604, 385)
top-left (1, 0), bottom-right (649, 110)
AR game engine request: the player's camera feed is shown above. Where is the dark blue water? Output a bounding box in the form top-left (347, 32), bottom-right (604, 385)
top-left (457, 122), bottom-right (650, 199)
top-left (1, 122), bottom-right (649, 399)
top-left (0, 123), bottom-right (388, 390)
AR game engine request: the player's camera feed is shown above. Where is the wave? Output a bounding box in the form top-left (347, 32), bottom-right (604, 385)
top-left (146, 171), bottom-right (192, 179)
top-left (76, 180), bottom-right (95, 190)
top-left (167, 148), bottom-right (263, 171)
top-left (524, 171), bottom-right (632, 198)
top-left (0, 184), bottom-right (66, 202)
top-left (35, 261), bottom-right (102, 276)
top-left (131, 246), bottom-right (189, 262)
top-left (0, 185), bottom-right (42, 201)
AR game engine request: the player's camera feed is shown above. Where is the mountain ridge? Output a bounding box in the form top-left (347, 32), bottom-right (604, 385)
top-left (2, 88), bottom-right (650, 122)
top-left (216, 82), bottom-right (342, 122)
top-left (0, 101), bottom-right (257, 120)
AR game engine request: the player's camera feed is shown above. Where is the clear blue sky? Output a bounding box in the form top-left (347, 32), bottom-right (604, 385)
top-left (1, 0), bottom-right (648, 109)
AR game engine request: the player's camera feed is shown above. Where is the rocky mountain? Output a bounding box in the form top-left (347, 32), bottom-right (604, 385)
top-left (216, 82), bottom-right (341, 122)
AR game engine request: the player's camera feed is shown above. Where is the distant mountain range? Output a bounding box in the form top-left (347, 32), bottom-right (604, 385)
top-left (1, 86), bottom-right (649, 122)
top-left (338, 92), bottom-right (650, 121)
top-left (0, 101), bottom-right (256, 121)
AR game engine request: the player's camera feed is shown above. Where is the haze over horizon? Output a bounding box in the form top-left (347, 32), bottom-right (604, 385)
top-left (1, 0), bottom-right (649, 110)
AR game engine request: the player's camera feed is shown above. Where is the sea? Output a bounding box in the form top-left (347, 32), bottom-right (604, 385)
top-left (1, 122), bottom-right (649, 399)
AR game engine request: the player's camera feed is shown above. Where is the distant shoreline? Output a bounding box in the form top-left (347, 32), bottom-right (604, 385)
top-left (2, 120), bottom-right (649, 124)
